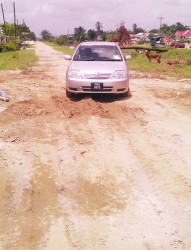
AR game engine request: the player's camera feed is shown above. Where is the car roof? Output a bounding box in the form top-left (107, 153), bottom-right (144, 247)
top-left (79, 41), bottom-right (117, 46)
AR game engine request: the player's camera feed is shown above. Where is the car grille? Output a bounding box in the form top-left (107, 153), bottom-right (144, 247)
top-left (83, 73), bottom-right (111, 79)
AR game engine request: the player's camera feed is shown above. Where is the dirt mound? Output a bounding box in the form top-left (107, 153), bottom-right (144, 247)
top-left (52, 95), bottom-right (147, 126)
top-left (0, 100), bottom-right (48, 123)
top-left (52, 95), bottom-right (112, 119)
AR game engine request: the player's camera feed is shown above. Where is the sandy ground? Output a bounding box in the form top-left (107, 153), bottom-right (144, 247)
top-left (0, 41), bottom-right (191, 250)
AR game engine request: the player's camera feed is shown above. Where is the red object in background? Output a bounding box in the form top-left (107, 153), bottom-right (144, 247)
top-left (169, 41), bottom-right (185, 48)
top-left (175, 42), bottom-right (185, 48)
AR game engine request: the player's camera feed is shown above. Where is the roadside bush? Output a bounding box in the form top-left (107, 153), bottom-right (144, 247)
top-left (54, 35), bottom-right (69, 45)
top-left (186, 59), bottom-right (191, 65)
top-left (137, 39), bottom-right (145, 45)
top-left (0, 42), bottom-right (16, 52)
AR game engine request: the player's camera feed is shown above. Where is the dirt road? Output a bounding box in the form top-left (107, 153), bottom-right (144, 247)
top-left (0, 42), bottom-right (191, 250)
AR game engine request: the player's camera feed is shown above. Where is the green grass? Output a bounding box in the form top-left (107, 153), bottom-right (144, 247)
top-left (126, 48), bottom-right (191, 79)
top-left (0, 50), bottom-right (38, 70)
top-left (45, 42), bottom-right (75, 56)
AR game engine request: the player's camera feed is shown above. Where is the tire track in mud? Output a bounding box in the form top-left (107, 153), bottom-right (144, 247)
top-left (51, 94), bottom-right (148, 217)
top-left (50, 99), bottom-right (148, 249)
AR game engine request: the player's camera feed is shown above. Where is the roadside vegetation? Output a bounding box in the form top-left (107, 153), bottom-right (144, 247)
top-left (0, 50), bottom-right (38, 70)
top-left (44, 42), bottom-right (74, 55)
top-left (126, 47), bottom-right (191, 78)
top-left (0, 21), bottom-right (38, 70)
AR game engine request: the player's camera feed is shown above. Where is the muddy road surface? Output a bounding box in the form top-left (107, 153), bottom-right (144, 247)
top-left (0, 42), bottom-right (191, 250)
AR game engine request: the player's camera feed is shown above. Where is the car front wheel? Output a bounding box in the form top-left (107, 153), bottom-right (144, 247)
top-left (66, 89), bottom-right (74, 98)
top-left (121, 88), bottom-right (131, 98)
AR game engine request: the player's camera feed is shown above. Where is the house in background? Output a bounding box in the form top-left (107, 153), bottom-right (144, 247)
top-left (175, 30), bottom-right (191, 40)
top-left (130, 33), bottom-right (148, 43)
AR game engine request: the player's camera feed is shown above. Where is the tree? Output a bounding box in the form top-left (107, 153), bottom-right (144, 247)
top-left (18, 22), bottom-right (36, 40)
top-left (95, 21), bottom-right (103, 36)
top-left (132, 23), bottom-right (145, 33)
top-left (54, 35), bottom-right (69, 45)
top-left (87, 29), bottom-right (96, 40)
top-left (40, 29), bottom-right (52, 41)
top-left (174, 22), bottom-right (189, 31)
top-left (149, 28), bottom-right (159, 34)
top-left (30, 32), bottom-right (36, 41)
top-left (0, 21), bottom-right (36, 42)
top-left (117, 23), bottom-right (131, 46)
top-left (101, 32), bottom-right (107, 41)
top-left (0, 22), bottom-right (14, 37)
top-left (159, 22), bottom-right (189, 37)
top-left (74, 26), bottom-right (86, 42)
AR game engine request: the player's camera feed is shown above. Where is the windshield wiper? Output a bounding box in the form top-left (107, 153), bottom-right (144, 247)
top-left (80, 58), bottom-right (95, 61)
top-left (96, 59), bottom-right (121, 61)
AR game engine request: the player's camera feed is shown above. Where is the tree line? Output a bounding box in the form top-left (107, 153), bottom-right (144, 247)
top-left (40, 21), bottom-right (190, 45)
top-left (0, 22), bottom-right (36, 42)
top-left (0, 21), bottom-right (36, 51)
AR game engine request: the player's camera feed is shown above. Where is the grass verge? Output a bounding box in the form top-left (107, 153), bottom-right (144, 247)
top-left (126, 47), bottom-right (191, 79)
top-left (45, 42), bottom-right (75, 56)
top-left (0, 50), bottom-right (38, 70)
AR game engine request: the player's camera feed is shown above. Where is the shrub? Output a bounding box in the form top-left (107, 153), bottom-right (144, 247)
top-left (54, 35), bottom-right (69, 45)
top-left (137, 39), bottom-right (145, 45)
top-left (0, 42), bottom-right (16, 52)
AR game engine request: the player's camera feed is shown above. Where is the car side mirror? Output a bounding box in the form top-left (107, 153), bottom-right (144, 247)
top-left (64, 55), bottom-right (72, 60)
top-left (124, 55), bottom-right (132, 61)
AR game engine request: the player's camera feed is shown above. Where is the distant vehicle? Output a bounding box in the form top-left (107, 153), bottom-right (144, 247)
top-left (154, 42), bottom-right (165, 48)
top-left (175, 42), bottom-right (185, 48)
top-left (169, 41), bottom-right (185, 48)
top-left (64, 41), bottom-right (131, 98)
top-left (20, 40), bottom-right (35, 48)
top-left (22, 40), bottom-right (35, 45)
top-left (150, 36), bottom-right (165, 47)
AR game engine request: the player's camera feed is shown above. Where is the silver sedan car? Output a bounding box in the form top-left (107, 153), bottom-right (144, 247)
top-left (64, 41), bottom-right (131, 97)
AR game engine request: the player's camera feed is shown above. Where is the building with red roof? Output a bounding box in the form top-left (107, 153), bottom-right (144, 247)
top-left (175, 30), bottom-right (191, 39)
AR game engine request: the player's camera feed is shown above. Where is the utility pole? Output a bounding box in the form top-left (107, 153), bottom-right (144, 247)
top-left (1, 3), bottom-right (7, 41)
top-left (158, 16), bottom-right (164, 33)
top-left (13, 2), bottom-right (17, 42)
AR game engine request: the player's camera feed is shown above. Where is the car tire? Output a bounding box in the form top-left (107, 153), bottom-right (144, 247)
top-left (121, 88), bottom-right (131, 98)
top-left (66, 89), bottom-right (73, 98)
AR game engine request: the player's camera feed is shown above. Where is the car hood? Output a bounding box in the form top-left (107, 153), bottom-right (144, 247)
top-left (69, 61), bottom-right (127, 73)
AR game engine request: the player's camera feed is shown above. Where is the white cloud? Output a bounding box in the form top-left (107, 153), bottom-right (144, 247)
top-left (0, 0), bottom-right (190, 36)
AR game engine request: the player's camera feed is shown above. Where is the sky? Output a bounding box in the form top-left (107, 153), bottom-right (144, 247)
top-left (0, 0), bottom-right (191, 37)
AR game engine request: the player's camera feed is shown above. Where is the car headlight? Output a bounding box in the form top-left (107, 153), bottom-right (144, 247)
top-left (111, 70), bottom-right (128, 79)
top-left (68, 70), bottom-right (83, 79)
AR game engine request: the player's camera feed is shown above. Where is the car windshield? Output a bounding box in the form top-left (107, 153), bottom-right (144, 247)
top-left (73, 45), bottom-right (123, 61)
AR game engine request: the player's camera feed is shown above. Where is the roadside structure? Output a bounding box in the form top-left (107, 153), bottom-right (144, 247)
top-left (175, 30), bottom-right (191, 40)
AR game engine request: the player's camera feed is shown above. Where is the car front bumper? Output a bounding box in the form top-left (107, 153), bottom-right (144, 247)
top-left (66, 78), bottom-right (129, 94)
